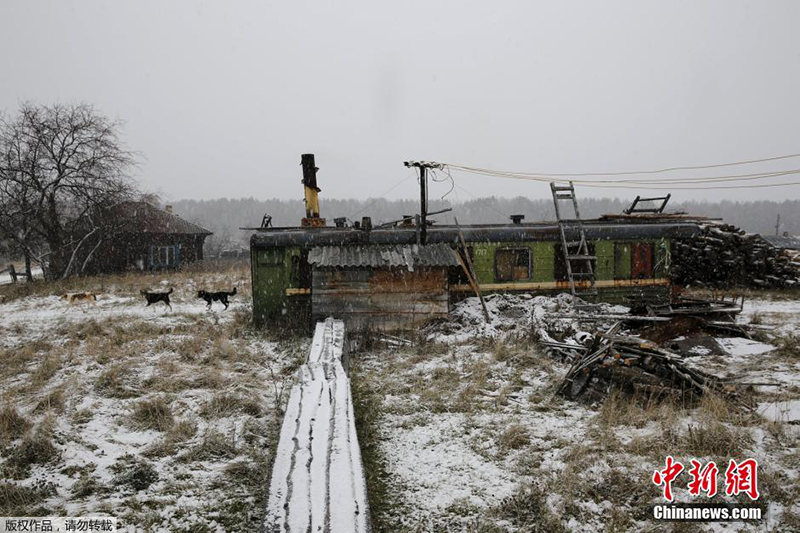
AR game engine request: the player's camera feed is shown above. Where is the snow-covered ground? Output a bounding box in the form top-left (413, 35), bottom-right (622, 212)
top-left (354, 293), bottom-right (800, 531)
top-left (3, 272), bottom-right (799, 531)
top-left (0, 266), bottom-right (305, 531)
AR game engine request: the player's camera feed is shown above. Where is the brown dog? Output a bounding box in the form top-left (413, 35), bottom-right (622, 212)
top-left (61, 292), bottom-right (97, 311)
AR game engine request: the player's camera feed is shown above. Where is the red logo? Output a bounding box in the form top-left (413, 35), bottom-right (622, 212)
top-left (653, 457), bottom-right (759, 501)
top-left (653, 456), bottom-right (684, 502)
top-left (724, 459), bottom-right (760, 501)
top-left (688, 459), bottom-right (719, 497)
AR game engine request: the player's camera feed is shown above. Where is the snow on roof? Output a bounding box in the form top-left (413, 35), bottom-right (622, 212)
top-left (760, 234), bottom-right (800, 250)
top-left (308, 243), bottom-right (460, 269)
top-left (117, 202), bottom-right (212, 235)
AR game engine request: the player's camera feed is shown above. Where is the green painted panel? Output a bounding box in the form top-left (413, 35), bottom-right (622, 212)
top-left (614, 242), bottom-right (632, 279)
top-left (532, 242), bottom-right (554, 282)
top-left (595, 241), bottom-right (614, 280)
top-left (253, 247), bottom-right (287, 322)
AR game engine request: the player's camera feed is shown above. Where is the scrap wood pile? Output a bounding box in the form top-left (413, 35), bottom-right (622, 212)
top-left (670, 222), bottom-right (800, 288)
top-left (541, 322), bottom-right (747, 407)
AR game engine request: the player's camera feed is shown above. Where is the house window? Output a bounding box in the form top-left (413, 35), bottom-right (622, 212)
top-left (159, 246), bottom-right (174, 266)
top-left (494, 248), bottom-right (531, 281)
top-left (554, 243), bottom-right (596, 281)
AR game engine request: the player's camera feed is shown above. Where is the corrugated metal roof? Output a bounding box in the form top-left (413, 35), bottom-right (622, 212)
top-left (761, 234), bottom-right (800, 250)
top-left (308, 244), bottom-right (459, 271)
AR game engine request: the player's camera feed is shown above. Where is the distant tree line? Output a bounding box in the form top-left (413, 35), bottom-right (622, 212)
top-left (172, 195), bottom-right (800, 257)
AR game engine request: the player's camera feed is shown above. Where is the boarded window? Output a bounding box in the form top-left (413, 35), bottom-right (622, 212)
top-left (494, 248), bottom-right (531, 281)
top-left (631, 243), bottom-right (655, 279)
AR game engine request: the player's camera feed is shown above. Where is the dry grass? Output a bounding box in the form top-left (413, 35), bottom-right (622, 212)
top-left (486, 483), bottom-right (567, 533)
top-left (0, 481), bottom-right (55, 516)
top-left (30, 354), bottom-right (63, 386)
top-left (0, 340), bottom-right (53, 380)
top-left (71, 408), bottom-right (94, 426)
top-left (3, 426), bottom-right (61, 479)
top-left (95, 362), bottom-right (140, 399)
top-left (179, 429), bottom-right (239, 462)
top-left (0, 262), bottom-right (288, 529)
top-left (129, 397), bottom-right (175, 432)
top-left (142, 418), bottom-right (198, 458)
top-left (597, 389), bottom-right (684, 430)
top-left (775, 334), bottom-right (800, 360)
top-left (199, 392), bottom-right (262, 419)
top-left (110, 455), bottom-right (159, 491)
top-left (0, 259), bottom-right (251, 304)
top-left (0, 405), bottom-right (32, 442)
top-left (32, 389), bottom-right (66, 414)
top-left (497, 424), bottom-right (531, 453)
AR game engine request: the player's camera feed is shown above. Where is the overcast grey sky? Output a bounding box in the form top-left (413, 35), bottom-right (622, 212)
top-left (2, 1), bottom-right (800, 203)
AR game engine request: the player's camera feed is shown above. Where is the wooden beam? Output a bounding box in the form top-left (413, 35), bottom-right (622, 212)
top-left (454, 217), bottom-right (490, 322)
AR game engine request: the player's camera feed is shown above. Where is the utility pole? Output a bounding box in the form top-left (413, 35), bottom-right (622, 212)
top-left (776, 214), bottom-right (781, 236)
top-left (404, 161), bottom-right (442, 245)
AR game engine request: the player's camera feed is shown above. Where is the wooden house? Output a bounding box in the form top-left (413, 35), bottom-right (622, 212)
top-left (249, 217), bottom-right (700, 329)
top-left (84, 202), bottom-right (212, 273)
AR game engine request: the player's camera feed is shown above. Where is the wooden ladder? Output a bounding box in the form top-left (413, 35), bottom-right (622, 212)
top-left (550, 181), bottom-right (598, 308)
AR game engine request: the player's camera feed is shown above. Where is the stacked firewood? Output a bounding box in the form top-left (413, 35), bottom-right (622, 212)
top-left (542, 323), bottom-right (744, 406)
top-left (670, 222), bottom-right (800, 288)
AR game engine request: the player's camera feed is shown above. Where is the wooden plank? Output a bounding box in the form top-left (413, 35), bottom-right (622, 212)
top-left (454, 217), bottom-right (490, 322)
top-left (265, 319), bottom-right (369, 533)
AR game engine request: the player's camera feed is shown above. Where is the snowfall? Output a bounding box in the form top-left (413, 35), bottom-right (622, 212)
top-left (1, 274), bottom-right (798, 531)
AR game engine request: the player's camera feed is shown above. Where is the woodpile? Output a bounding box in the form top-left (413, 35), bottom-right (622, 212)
top-left (543, 322), bottom-right (745, 406)
top-left (671, 222), bottom-right (800, 288)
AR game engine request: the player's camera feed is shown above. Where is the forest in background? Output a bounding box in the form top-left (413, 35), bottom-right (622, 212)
top-left (170, 196), bottom-right (800, 257)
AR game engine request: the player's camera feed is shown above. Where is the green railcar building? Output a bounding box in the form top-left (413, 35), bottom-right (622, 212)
top-left (249, 217), bottom-right (700, 329)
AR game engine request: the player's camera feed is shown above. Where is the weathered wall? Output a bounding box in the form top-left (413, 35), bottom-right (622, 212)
top-left (311, 267), bottom-right (449, 331)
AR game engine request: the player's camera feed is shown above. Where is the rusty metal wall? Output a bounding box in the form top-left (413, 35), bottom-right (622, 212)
top-left (311, 268), bottom-right (449, 331)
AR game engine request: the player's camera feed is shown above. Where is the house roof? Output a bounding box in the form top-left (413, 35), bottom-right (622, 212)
top-left (118, 202), bottom-right (212, 236)
top-left (760, 234), bottom-right (800, 250)
top-left (308, 244), bottom-right (460, 270)
top-left (252, 221), bottom-right (700, 248)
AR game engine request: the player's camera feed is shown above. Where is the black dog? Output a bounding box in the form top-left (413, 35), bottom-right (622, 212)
top-left (198, 287), bottom-right (237, 310)
top-left (140, 288), bottom-right (173, 310)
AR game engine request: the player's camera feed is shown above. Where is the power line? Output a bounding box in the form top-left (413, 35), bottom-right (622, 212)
top-left (573, 180), bottom-right (800, 190)
top-left (443, 151), bottom-right (800, 178)
top-left (347, 173), bottom-right (416, 219)
top-left (453, 183), bottom-right (511, 219)
top-left (444, 164), bottom-right (800, 189)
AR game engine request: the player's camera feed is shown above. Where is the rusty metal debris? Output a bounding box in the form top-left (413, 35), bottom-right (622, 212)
top-left (544, 323), bottom-right (746, 406)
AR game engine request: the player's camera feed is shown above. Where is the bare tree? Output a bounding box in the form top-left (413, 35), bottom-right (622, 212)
top-left (0, 102), bottom-right (139, 279)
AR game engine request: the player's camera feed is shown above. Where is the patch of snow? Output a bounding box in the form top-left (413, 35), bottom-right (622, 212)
top-left (759, 400), bottom-right (800, 423)
top-left (717, 337), bottom-right (775, 357)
